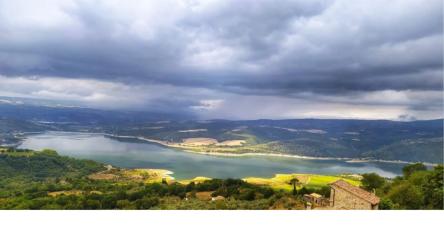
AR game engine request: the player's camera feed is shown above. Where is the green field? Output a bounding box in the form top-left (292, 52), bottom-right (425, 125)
top-left (0, 148), bottom-right (34, 157)
top-left (243, 173), bottom-right (361, 191)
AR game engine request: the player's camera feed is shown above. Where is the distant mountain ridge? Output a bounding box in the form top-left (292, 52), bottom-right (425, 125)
top-left (0, 100), bottom-right (442, 163)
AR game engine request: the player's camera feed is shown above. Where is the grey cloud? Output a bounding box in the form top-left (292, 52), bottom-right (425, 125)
top-left (0, 1), bottom-right (441, 91)
top-left (0, 0), bottom-right (442, 119)
top-left (398, 114), bottom-right (417, 121)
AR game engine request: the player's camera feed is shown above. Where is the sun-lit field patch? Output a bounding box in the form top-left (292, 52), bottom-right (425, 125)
top-left (181, 138), bottom-right (218, 146)
top-left (217, 140), bottom-right (246, 146)
top-left (179, 176), bottom-right (212, 185)
top-left (0, 148), bottom-right (34, 157)
top-left (88, 172), bottom-right (118, 180)
top-left (243, 173), bottom-right (361, 191)
top-left (88, 168), bottom-right (175, 183)
top-left (48, 190), bottom-right (83, 197)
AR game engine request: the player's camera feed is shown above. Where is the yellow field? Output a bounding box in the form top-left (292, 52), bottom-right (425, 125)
top-left (181, 138), bottom-right (218, 146)
top-left (243, 173), bottom-right (361, 191)
top-left (178, 176), bottom-right (212, 185)
top-left (88, 168), bottom-right (175, 183)
top-left (48, 190), bottom-right (83, 197)
top-left (216, 140), bottom-right (246, 146)
top-left (176, 173), bottom-right (361, 192)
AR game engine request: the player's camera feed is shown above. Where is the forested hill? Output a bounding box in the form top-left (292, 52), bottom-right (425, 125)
top-left (0, 148), bottom-right (305, 209)
top-left (0, 101), bottom-right (443, 163)
top-left (0, 148), bottom-right (104, 180)
top-left (0, 148), bottom-right (442, 210)
top-left (110, 119), bottom-right (444, 163)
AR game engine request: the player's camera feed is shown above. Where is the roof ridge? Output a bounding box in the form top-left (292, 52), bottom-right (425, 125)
top-left (330, 179), bottom-right (380, 205)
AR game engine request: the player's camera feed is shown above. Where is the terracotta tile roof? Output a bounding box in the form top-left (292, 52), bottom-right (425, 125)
top-left (329, 179), bottom-right (380, 205)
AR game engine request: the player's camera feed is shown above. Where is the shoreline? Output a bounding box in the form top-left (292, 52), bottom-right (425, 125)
top-left (102, 133), bottom-right (439, 166)
top-left (11, 130), bottom-right (439, 166)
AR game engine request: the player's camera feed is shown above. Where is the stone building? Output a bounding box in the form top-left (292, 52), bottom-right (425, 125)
top-left (303, 193), bottom-right (330, 209)
top-left (304, 193), bottom-right (323, 205)
top-left (329, 179), bottom-right (380, 210)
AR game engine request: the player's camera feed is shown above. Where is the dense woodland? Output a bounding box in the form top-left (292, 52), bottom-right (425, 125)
top-left (0, 148), bottom-right (306, 209)
top-left (0, 148), bottom-right (442, 210)
top-left (363, 163), bottom-right (443, 209)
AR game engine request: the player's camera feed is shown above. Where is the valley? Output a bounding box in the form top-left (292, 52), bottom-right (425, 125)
top-left (1, 147), bottom-right (442, 210)
top-left (2, 102), bottom-right (442, 164)
top-left (18, 131), bottom-right (409, 179)
top-left (0, 101), bottom-right (442, 210)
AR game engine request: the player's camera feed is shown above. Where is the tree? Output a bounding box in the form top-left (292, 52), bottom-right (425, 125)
top-left (239, 189), bottom-right (256, 201)
top-left (422, 165), bottom-right (444, 209)
top-left (402, 163), bottom-right (427, 178)
top-left (135, 197), bottom-right (159, 209)
top-left (378, 198), bottom-right (394, 210)
top-left (318, 186), bottom-right (331, 198)
top-left (186, 182), bottom-right (196, 192)
top-left (388, 182), bottom-right (424, 209)
top-left (361, 173), bottom-right (386, 191)
top-left (298, 187), bottom-right (310, 196)
top-left (289, 177), bottom-right (299, 196)
top-left (83, 199), bottom-right (101, 209)
top-left (116, 199), bottom-right (134, 209)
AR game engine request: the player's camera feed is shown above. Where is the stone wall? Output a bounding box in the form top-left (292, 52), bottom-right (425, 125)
top-left (330, 187), bottom-right (376, 210)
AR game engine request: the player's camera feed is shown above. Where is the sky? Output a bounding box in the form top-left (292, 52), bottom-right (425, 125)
top-left (0, 0), bottom-right (442, 120)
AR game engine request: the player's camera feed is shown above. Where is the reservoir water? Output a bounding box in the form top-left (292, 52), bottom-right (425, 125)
top-left (19, 131), bottom-right (406, 179)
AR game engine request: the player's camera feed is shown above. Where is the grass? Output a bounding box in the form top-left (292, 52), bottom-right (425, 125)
top-left (0, 149), bottom-right (34, 157)
top-left (176, 173), bottom-right (361, 192)
top-left (48, 190), bottom-right (83, 197)
top-left (243, 173), bottom-right (361, 191)
top-left (2, 147), bottom-right (361, 193)
top-left (178, 176), bottom-right (212, 185)
top-left (88, 168), bottom-right (175, 183)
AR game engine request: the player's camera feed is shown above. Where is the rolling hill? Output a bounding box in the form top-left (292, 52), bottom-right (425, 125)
top-left (0, 99), bottom-right (443, 163)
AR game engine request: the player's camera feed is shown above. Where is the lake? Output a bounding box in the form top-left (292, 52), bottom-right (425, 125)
top-left (19, 131), bottom-right (406, 179)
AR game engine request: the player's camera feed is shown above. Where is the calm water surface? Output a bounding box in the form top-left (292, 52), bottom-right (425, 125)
top-left (19, 131), bottom-right (405, 179)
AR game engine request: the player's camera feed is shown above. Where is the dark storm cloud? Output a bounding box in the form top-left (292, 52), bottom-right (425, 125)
top-left (0, 0), bottom-right (442, 120)
top-left (1, 0), bottom-right (441, 94)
